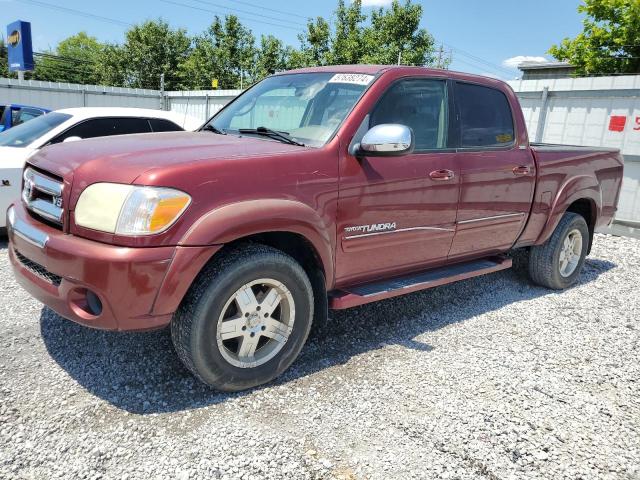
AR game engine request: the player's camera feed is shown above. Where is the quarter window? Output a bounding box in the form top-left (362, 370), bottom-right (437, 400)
top-left (371, 79), bottom-right (448, 150)
top-left (455, 83), bottom-right (514, 148)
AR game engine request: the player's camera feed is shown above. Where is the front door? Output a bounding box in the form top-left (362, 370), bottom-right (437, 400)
top-left (449, 81), bottom-right (536, 259)
top-left (335, 78), bottom-right (459, 286)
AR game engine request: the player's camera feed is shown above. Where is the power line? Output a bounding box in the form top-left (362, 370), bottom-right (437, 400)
top-left (222, 0), bottom-right (309, 20)
top-left (187, 0), bottom-right (307, 28)
top-left (20, 0), bottom-right (132, 27)
top-left (160, 0), bottom-right (303, 32)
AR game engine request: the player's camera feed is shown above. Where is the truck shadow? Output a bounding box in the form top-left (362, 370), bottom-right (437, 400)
top-left (39, 255), bottom-right (615, 414)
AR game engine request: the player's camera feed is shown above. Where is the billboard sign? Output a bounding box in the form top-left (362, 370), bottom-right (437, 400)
top-left (7, 20), bottom-right (34, 72)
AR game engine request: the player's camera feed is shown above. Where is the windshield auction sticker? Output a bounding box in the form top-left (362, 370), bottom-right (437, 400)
top-left (328, 73), bottom-right (375, 86)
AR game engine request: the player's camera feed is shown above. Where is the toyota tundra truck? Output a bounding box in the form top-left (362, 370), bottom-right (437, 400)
top-left (6, 66), bottom-right (624, 391)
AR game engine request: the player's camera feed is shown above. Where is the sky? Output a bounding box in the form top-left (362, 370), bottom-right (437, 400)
top-left (1, 0), bottom-right (585, 80)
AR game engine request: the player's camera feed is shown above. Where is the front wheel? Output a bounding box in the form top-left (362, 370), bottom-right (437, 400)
top-left (528, 212), bottom-right (590, 290)
top-left (171, 244), bottom-right (314, 391)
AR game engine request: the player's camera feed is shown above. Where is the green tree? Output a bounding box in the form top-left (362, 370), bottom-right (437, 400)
top-left (121, 19), bottom-right (192, 89)
top-left (549, 0), bottom-right (640, 75)
top-left (294, 17), bottom-right (331, 67)
top-left (363, 0), bottom-right (437, 66)
top-left (331, 0), bottom-right (367, 64)
top-left (95, 44), bottom-right (129, 87)
top-left (254, 35), bottom-right (289, 80)
top-left (0, 37), bottom-right (9, 78)
top-left (34, 32), bottom-right (104, 84)
top-left (293, 0), bottom-right (437, 68)
top-left (180, 15), bottom-right (255, 89)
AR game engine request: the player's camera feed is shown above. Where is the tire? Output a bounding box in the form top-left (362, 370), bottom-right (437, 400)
top-left (171, 244), bottom-right (314, 391)
top-left (528, 212), bottom-right (590, 290)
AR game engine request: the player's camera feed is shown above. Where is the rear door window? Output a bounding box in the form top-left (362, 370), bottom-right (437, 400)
top-left (51, 117), bottom-right (152, 143)
top-left (455, 82), bottom-right (514, 148)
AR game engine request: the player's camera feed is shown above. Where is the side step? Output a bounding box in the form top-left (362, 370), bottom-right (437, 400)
top-left (329, 255), bottom-right (512, 310)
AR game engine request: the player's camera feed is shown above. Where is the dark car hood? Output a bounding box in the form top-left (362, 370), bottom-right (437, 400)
top-left (28, 131), bottom-right (304, 185)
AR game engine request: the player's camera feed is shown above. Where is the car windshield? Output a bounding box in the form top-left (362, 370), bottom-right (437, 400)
top-left (0, 112), bottom-right (71, 148)
top-left (205, 72), bottom-right (375, 147)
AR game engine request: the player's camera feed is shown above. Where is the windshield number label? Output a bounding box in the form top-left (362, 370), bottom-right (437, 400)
top-left (328, 73), bottom-right (374, 86)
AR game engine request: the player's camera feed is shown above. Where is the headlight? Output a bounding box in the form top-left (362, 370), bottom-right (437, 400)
top-left (75, 183), bottom-right (191, 235)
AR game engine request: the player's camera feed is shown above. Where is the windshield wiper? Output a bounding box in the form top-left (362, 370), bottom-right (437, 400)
top-left (238, 126), bottom-right (305, 147)
top-left (202, 124), bottom-right (227, 135)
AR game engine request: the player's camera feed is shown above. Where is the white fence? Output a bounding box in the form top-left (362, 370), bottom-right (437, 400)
top-left (166, 89), bottom-right (242, 123)
top-left (0, 77), bottom-right (162, 110)
top-left (0, 78), bottom-right (240, 119)
top-left (2, 75), bottom-right (639, 225)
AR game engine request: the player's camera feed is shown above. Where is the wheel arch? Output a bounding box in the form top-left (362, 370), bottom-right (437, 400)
top-left (179, 199), bottom-right (335, 288)
top-left (535, 175), bottom-right (601, 251)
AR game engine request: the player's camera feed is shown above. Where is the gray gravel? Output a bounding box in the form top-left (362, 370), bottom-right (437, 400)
top-left (1, 233), bottom-right (639, 480)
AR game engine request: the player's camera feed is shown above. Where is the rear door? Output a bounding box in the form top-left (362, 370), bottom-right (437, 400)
top-left (448, 81), bottom-right (536, 259)
top-left (335, 77), bottom-right (459, 285)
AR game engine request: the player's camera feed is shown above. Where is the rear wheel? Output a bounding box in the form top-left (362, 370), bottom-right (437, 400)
top-left (171, 244), bottom-right (314, 391)
top-left (528, 212), bottom-right (589, 290)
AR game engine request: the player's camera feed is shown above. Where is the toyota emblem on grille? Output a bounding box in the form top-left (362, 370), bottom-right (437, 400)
top-left (24, 178), bottom-right (35, 201)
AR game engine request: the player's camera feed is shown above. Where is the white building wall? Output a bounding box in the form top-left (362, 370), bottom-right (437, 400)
top-left (509, 75), bottom-right (640, 224)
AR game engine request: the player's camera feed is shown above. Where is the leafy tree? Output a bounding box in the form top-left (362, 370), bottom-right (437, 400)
top-left (549, 0), bottom-right (640, 75)
top-left (331, 0), bottom-right (367, 65)
top-left (363, 0), bottom-right (437, 66)
top-left (254, 35), bottom-right (289, 79)
top-left (34, 32), bottom-right (103, 84)
top-left (294, 17), bottom-right (331, 67)
top-left (121, 19), bottom-right (192, 89)
top-left (293, 0), bottom-right (438, 68)
top-left (95, 44), bottom-right (129, 87)
top-left (0, 37), bottom-right (9, 78)
top-left (180, 15), bottom-right (255, 89)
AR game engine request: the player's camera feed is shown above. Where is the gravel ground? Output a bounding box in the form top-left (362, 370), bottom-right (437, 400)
top-left (0, 233), bottom-right (639, 480)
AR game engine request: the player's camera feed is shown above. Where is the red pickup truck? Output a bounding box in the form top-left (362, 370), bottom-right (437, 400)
top-left (7, 66), bottom-right (623, 391)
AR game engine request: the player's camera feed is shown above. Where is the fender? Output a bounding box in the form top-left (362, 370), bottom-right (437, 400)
top-left (535, 174), bottom-right (601, 245)
top-left (179, 199), bottom-right (335, 284)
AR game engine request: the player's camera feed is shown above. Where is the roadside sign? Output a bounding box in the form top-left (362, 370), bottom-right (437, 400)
top-left (7, 20), bottom-right (34, 72)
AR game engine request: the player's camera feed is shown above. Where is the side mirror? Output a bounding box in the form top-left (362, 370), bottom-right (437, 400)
top-left (355, 124), bottom-right (414, 157)
top-left (62, 136), bottom-right (82, 143)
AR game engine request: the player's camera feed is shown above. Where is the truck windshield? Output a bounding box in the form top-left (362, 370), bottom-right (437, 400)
top-left (0, 112), bottom-right (71, 148)
top-left (204, 72), bottom-right (375, 147)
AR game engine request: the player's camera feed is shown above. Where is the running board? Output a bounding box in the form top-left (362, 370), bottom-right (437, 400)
top-left (329, 255), bottom-right (512, 310)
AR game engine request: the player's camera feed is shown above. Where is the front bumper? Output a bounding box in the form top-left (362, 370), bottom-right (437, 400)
top-left (7, 202), bottom-right (220, 331)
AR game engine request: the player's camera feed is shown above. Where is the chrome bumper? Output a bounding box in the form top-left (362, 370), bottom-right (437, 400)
top-left (6, 205), bottom-right (49, 248)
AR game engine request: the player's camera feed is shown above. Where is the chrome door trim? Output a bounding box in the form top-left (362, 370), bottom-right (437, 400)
top-left (344, 226), bottom-right (454, 240)
top-left (457, 212), bottom-right (525, 225)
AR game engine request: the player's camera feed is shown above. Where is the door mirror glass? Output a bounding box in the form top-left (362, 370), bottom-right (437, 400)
top-left (63, 136), bottom-right (82, 143)
top-left (358, 124), bottom-right (414, 156)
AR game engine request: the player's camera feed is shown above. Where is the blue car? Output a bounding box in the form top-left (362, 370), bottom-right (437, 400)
top-left (0, 104), bottom-right (50, 132)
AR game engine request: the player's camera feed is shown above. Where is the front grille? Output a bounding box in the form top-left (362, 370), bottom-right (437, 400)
top-left (22, 167), bottom-right (64, 229)
top-left (14, 250), bottom-right (62, 286)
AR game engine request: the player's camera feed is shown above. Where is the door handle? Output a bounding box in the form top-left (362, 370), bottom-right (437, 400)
top-left (513, 165), bottom-right (531, 176)
top-left (429, 169), bottom-right (455, 181)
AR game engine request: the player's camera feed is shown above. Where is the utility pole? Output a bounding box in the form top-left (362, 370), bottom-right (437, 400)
top-left (160, 73), bottom-right (165, 110)
top-left (397, 50), bottom-right (402, 65)
top-left (436, 44), bottom-right (444, 69)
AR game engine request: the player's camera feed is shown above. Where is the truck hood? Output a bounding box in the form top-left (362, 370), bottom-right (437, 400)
top-left (27, 131), bottom-right (304, 185)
